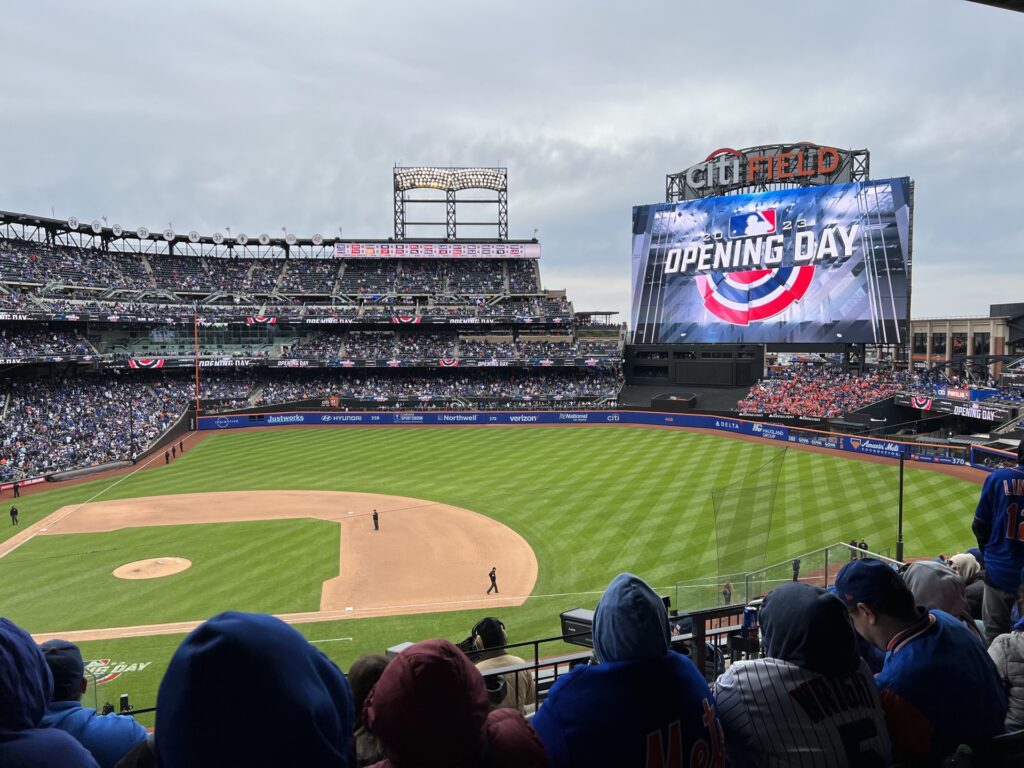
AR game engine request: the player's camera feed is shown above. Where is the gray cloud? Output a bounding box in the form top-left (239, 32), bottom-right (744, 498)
top-left (1, 0), bottom-right (1021, 320)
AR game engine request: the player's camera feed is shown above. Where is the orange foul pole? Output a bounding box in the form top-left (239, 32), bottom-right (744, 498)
top-left (193, 308), bottom-right (200, 417)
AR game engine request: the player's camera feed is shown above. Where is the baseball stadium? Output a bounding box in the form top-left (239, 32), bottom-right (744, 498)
top-left (2, 154), bottom-right (1022, 765)
top-left (3, 5), bottom-right (1024, 766)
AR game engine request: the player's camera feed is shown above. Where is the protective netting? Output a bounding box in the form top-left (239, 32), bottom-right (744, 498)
top-left (711, 448), bottom-right (787, 580)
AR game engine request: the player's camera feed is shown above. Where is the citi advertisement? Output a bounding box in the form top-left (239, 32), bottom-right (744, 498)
top-left (630, 178), bottom-right (912, 344)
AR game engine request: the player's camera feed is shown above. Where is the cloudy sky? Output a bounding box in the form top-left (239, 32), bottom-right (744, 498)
top-left (1, 0), bottom-right (1020, 320)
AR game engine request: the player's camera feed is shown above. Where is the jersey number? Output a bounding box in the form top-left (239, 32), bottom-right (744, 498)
top-left (1006, 503), bottom-right (1023, 541)
top-left (837, 719), bottom-right (885, 768)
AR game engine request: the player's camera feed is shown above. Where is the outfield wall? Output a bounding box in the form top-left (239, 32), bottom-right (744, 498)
top-left (197, 409), bottom-right (993, 468)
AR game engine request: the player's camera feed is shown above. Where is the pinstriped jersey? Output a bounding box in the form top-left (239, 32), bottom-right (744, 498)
top-left (714, 658), bottom-right (890, 767)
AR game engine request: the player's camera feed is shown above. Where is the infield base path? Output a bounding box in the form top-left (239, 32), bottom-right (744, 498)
top-left (14, 491), bottom-right (537, 643)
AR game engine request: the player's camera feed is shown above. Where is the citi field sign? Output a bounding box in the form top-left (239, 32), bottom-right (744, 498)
top-left (668, 142), bottom-right (869, 201)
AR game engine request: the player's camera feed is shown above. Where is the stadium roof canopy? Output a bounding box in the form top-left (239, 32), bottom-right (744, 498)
top-left (965, 0), bottom-right (1024, 12)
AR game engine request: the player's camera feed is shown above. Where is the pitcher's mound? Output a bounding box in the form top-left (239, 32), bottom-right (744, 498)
top-left (113, 557), bottom-right (192, 580)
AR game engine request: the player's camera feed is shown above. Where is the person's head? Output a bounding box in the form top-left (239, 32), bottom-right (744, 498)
top-left (949, 553), bottom-right (980, 583)
top-left (156, 611), bottom-right (354, 768)
top-left (471, 617), bottom-right (509, 660)
top-left (347, 653), bottom-right (389, 724)
top-left (760, 583), bottom-right (859, 676)
top-left (39, 639), bottom-right (86, 702)
top-left (903, 560), bottom-right (969, 620)
top-left (364, 638), bottom-right (489, 768)
top-left (834, 558), bottom-right (918, 650)
top-left (592, 572), bottom-right (669, 664)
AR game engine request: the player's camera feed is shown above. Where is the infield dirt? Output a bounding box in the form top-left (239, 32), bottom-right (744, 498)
top-left (15, 490), bottom-right (537, 643)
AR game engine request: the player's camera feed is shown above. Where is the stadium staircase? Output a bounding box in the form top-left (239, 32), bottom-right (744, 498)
top-left (993, 413), bottom-right (1024, 435)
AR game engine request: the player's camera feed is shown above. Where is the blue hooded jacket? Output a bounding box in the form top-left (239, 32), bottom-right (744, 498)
top-left (532, 573), bottom-right (725, 767)
top-left (40, 699), bottom-right (147, 768)
top-left (155, 611), bottom-right (354, 768)
top-left (0, 618), bottom-right (99, 768)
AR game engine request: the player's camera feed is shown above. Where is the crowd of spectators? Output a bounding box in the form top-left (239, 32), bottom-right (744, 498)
top-left (343, 333), bottom-right (397, 359)
top-left (284, 332), bottom-right (346, 359)
top-left (0, 374), bottom-right (192, 481)
top-left (0, 326), bottom-right (93, 358)
top-left (394, 333), bottom-right (456, 358)
top-left (458, 337), bottom-right (516, 358)
top-left (255, 369), bottom-right (620, 406)
top-left (278, 332), bottom-right (610, 362)
top-left (517, 339), bottom-right (578, 357)
top-left (508, 259), bottom-right (539, 292)
top-left (199, 375), bottom-right (254, 402)
top-left (278, 260), bottom-right (339, 293)
top-left (737, 365), bottom-right (913, 418)
top-left (1, 238), bottom-right (550, 305)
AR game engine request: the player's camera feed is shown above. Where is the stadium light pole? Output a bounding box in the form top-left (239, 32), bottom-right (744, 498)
top-left (896, 455), bottom-right (905, 562)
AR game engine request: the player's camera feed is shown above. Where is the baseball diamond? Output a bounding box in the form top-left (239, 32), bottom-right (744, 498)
top-left (0, 423), bottom-right (985, 726)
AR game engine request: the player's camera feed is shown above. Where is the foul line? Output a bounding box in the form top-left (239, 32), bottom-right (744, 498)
top-left (1, 432), bottom-right (198, 560)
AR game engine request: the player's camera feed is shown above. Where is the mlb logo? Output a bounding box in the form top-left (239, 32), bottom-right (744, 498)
top-left (729, 209), bottom-right (776, 238)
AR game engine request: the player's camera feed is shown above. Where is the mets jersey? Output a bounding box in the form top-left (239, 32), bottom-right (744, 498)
top-left (973, 464), bottom-right (1024, 592)
top-left (714, 657), bottom-right (890, 767)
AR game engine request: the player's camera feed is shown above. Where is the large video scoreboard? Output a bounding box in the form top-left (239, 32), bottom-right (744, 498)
top-left (630, 178), bottom-right (912, 345)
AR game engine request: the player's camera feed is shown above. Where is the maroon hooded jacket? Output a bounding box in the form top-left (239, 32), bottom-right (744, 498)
top-left (364, 638), bottom-right (548, 768)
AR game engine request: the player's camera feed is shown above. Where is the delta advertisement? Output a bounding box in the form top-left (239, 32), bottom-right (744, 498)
top-left (630, 178), bottom-right (912, 344)
top-left (198, 409), bottom-right (967, 467)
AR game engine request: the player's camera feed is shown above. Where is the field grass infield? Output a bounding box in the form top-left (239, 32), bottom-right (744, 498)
top-left (0, 425), bottom-right (984, 720)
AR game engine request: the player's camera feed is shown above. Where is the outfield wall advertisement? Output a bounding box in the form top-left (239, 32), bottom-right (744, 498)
top-left (197, 409), bottom-right (968, 467)
top-left (631, 178), bottom-right (912, 344)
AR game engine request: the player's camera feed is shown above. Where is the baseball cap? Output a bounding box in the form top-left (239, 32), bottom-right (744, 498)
top-left (833, 558), bottom-right (905, 607)
top-left (39, 638), bottom-right (85, 700)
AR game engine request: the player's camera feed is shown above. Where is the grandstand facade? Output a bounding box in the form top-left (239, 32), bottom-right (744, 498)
top-left (0, 179), bottom-right (623, 484)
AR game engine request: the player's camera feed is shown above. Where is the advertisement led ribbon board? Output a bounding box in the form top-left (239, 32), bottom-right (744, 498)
top-left (630, 178), bottom-right (912, 344)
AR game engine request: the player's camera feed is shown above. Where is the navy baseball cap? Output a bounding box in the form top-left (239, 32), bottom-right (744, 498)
top-left (833, 558), bottom-right (905, 607)
top-left (39, 638), bottom-right (85, 699)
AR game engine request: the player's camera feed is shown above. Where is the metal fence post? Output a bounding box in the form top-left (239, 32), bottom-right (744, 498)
top-left (824, 548), bottom-right (829, 589)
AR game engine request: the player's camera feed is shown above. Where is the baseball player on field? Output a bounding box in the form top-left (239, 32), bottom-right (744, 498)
top-left (972, 441), bottom-right (1024, 643)
top-left (714, 582), bottom-right (891, 767)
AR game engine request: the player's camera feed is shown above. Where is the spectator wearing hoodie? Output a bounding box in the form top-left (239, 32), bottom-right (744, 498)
top-left (0, 618), bottom-right (99, 768)
top-left (834, 558), bottom-right (1007, 763)
top-left (902, 560), bottom-right (985, 643)
top-left (38, 639), bottom-right (147, 768)
top-left (532, 572), bottom-right (725, 767)
top-left (714, 582), bottom-right (891, 767)
top-left (362, 637), bottom-right (548, 768)
top-left (988, 589), bottom-right (1024, 732)
top-left (154, 611), bottom-right (354, 768)
top-left (949, 552), bottom-right (985, 620)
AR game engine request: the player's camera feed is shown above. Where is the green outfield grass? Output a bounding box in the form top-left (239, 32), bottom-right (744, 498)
top-left (0, 426), bottom-right (984, 713)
